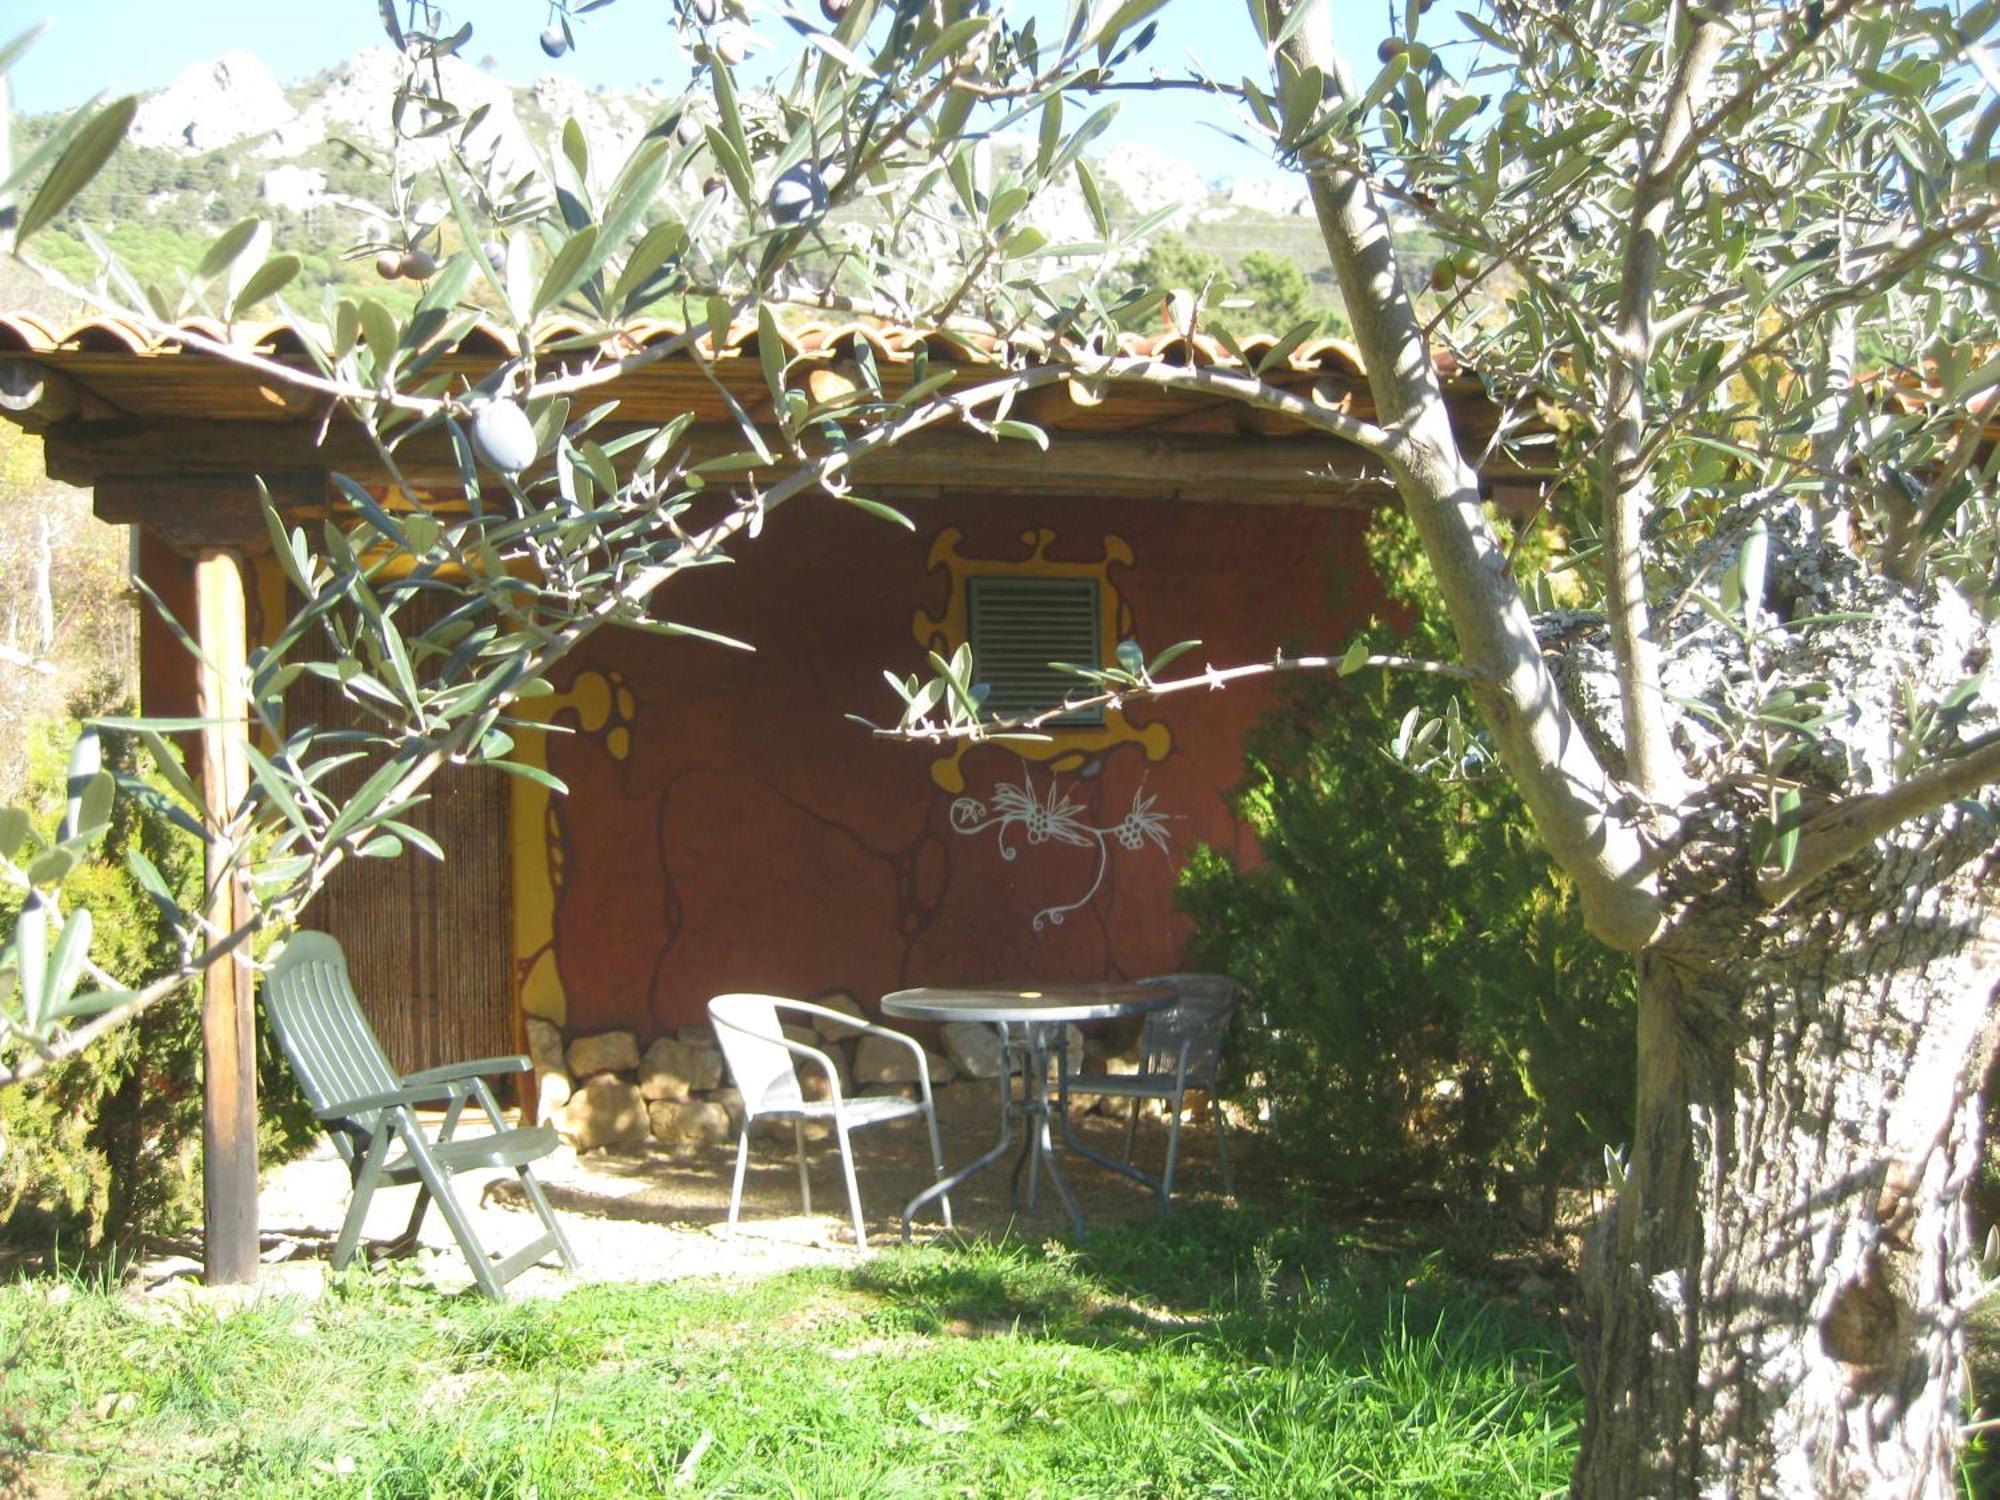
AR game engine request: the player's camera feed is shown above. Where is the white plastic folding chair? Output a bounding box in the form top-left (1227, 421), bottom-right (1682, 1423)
top-left (1058, 973), bottom-right (1240, 1208)
top-left (707, 994), bottom-right (953, 1248)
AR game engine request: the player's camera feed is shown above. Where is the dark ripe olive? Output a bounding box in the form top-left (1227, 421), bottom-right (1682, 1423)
top-left (375, 250), bottom-right (404, 280)
top-left (822, 0), bottom-right (854, 19)
top-left (1377, 37), bottom-right (1405, 64)
top-left (690, 0), bottom-right (720, 22)
top-left (768, 164), bottom-right (827, 225)
top-left (540, 26), bottom-right (569, 58)
top-left (398, 247), bottom-right (438, 280)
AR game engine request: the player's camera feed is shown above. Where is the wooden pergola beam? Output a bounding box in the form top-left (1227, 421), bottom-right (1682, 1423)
top-left (194, 548), bottom-right (257, 1286)
top-left (54, 422), bottom-right (1401, 550)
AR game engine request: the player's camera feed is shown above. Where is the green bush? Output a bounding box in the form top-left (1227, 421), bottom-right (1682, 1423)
top-left (0, 720), bottom-right (316, 1256)
top-left (1177, 514), bottom-right (1636, 1219)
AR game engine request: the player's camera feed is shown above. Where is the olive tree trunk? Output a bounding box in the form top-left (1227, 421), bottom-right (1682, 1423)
top-left (1575, 815), bottom-right (2000, 1496)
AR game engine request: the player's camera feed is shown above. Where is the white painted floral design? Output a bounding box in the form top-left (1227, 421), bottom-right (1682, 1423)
top-left (951, 769), bottom-right (1175, 931)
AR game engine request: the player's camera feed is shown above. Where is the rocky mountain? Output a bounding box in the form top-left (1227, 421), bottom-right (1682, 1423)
top-left (23, 47), bottom-right (1341, 323)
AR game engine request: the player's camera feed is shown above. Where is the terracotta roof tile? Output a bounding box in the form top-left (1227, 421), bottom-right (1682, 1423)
top-left (0, 310), bottom-right (1384, 381)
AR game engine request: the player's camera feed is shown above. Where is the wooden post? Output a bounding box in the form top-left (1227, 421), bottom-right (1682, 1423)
top-left (195, 547), bottom-right (257, 1285)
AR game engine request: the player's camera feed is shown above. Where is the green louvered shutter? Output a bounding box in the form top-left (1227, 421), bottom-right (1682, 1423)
top-left (967, 575), bottom-right (1103, 726)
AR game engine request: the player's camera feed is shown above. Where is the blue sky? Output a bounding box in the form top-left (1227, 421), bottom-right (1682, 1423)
top-left (8, 1), bottom-right (1420, 182)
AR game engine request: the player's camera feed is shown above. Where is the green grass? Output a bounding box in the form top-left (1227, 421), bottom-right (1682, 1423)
top-left (0, 1207), bottom-right (1580, 1498)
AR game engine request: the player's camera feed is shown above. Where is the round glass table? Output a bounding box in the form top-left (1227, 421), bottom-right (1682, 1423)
top-left (881, 982), bottom-right (1173, 1239)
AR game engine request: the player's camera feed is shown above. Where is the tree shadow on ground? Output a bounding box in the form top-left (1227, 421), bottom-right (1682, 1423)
top-left (845, 1196), bottom-right (1577, 1388)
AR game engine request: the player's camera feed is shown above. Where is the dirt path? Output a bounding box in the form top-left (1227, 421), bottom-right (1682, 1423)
top-left (140, 1088), bottom-right (1236, 1301)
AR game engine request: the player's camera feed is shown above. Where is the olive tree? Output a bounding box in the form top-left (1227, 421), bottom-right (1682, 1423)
top-left (1, 0), bottom-right (1997, 1492)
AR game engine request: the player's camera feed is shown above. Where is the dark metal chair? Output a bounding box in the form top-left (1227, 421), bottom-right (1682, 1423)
top-left (1058, 973), bottom-right (1240, 1207)
top-left (263, 931), bottom-right (576, 1299)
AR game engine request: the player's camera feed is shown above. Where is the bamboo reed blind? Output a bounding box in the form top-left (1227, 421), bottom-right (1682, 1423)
top-left (286, 591), bottom-right (513, 1076)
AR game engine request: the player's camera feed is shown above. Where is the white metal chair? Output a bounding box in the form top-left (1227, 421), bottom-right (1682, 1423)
top-left (706, 994), bottom-right (952, 1248)
top-left (1058, 973), bottom-right (1240, 1207)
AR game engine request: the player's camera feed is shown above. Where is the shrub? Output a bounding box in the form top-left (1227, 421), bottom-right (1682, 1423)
top-left (0, 719), bottom-right (316, 1256)
top-left (1177, 513), bottom-right (1636, 1220)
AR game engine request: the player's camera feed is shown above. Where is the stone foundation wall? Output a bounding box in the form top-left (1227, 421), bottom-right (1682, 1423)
top-left (525, 995), bottom-right (1152, 1154)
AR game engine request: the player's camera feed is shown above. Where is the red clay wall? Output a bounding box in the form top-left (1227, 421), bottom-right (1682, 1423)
top-left (540, 493), bottom-right (1383, 1041)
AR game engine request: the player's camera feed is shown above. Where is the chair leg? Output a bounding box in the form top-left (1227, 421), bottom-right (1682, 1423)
top-left (421, 1160), bottom-right (504, 1300)
top-left (396, 1184), bottom-right (434, 1254)
top-left (515, 1166), bottom-right (579, 1271)
top-left (1123, 1095), bottom-right (1141, 1165)
top-left (794, 1118), bottom-right (813, 1217)
top-left (1158, 1093), bottom-right (1185, 1217)
top-left (1214, 1106), bottom-right (1235, 1199)
top-left (726, 1125), bottom-right (751, 1241)
top-left (834, 1119), bottom-right (866, 1249)
top-left (333, 1125), bottom-right (396, 1271)
top-left (922, 1102), bottom-right (953, 1231)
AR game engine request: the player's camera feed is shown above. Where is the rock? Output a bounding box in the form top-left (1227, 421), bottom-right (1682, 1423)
top-left (1221, 173), bottom-right (1313, 219)
top-left (1014, 1025), bottom-right (1085, 1079)
top-left (798, 1040), bottom-right (855, 1102)
top-left (678, 1024), bottom-right (717, 1049)
top-left (533, 1070), bottom-right (571, 1127)
top-left (754, 1114), bottom-right (830, 1144)
top-left (710, 1087), bottom-right (745, 1134)
top-left (934, 1076), bottom-right (1005, 1124)
top-left (637, 1036), bottom-right (724, 1101)
top-left (260, 164), bottom-right (327, 213)
top-left (1059, 1024), bottom-right (1085, 1075)
top-left (131, 51), bottom-right (297, 152)
top-left (858, 1082), bottom-right (919, 1102)
top-left (648, 1098), bottom-right (734, 1148)
top-left (781, 1023), bottom-right (820, 1049)
top-left (807, 991), bottom-right (867, 1039)
top-left (554, 1075), bottom-right (648, 1151)
top-left (1099, 143), bottom-right (1208, 234)
top-left (270, 47), bottom-right (539, 179)
top-left (566, 1030), bottom-right (639, 1078)
top-left (942, 1021), bottom-right (1007, 1079)
top-left (854, 1035), bottom-right (953, 1086)
top-left (1081, 1034), bottom-right (1143, 1076)
top-left (524, 1017), bottom-right (566, 1074)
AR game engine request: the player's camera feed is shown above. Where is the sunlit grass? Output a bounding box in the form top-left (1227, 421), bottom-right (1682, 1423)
top-left (0, 1206), bottom-right (1581, 1497)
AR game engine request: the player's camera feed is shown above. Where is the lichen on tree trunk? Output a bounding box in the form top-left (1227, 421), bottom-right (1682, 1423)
top-left (1574, 795), bottom-right (1999, 1496)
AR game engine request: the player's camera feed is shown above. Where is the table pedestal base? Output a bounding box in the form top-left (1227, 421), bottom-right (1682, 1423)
top-left (900, 1022), bottom-right (1163, 1241)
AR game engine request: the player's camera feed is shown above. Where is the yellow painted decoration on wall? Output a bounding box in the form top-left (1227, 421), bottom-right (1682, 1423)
top-left (510, 669), bottom-right (638, 1026)
top-left (914, 527), bottom-right (1172, 793)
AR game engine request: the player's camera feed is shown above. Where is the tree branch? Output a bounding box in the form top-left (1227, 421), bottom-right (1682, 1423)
top-left (1269, 0), bottom-right (1663, 951)
top-left (1596, 3), bottom-right (1732, 808)
top-left (1759, 734), bottom-right (2000, 906)
top-left (866, 648), bottom-right (1490, 743)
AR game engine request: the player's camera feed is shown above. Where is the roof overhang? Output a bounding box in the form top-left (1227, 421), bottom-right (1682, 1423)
top-left (0, 311), bottom-right (1510, 549)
